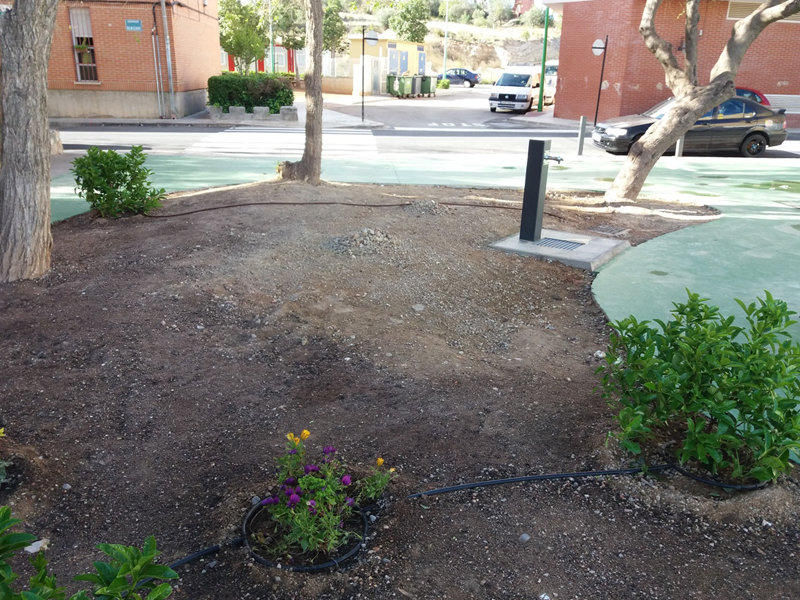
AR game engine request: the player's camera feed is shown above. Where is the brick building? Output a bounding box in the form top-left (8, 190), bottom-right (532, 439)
top-left (542, 0), bottom-right (800, 124)
top-left (48, 0), bottom-right (221, 118)
top-left (513, 0), bottom-right (536, 17)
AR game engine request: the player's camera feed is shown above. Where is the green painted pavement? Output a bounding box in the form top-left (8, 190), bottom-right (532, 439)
top-left (50, 148), bottom-right (800, 340)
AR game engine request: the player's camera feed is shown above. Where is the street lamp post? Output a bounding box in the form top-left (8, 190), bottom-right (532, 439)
top-left (442, 0), bottom-right (449, 77)
top-left (269, 0), bottom-right (275, 73)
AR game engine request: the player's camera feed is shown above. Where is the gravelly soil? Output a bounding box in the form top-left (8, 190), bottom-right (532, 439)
top-left (2, 181), bottom-right (798, 600)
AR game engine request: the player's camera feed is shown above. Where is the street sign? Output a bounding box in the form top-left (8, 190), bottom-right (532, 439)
top-left (364, 30), bottom-right (378, 46)
top-left (125, 19), bottom-right (143, 32)
top-left (592, 38), bottom-right (605, 56)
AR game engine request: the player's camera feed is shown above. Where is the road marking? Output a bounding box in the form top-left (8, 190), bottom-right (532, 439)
top-left (186, 128), bottom-right (378, 158)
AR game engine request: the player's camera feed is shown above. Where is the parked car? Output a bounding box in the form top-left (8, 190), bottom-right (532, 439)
top-left (591, 96), bottom-right (787, 157)
top-left (736, 86), bottom-right (771, 105)
top-left (488, 67), bottom-right (540, 113)
top-left (543, 60), bottom-right (558, 105)
top-left (437, 68), bottom-right (481, 88)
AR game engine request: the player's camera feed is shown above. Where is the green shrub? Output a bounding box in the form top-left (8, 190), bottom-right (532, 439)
top-left (71, 146), bottom-right (165, 218)
top-left (437, 78), bottom-right (450, 89)
top-left (0, 505), bottom-right (178, 599)
top-left (597, 290), bottom-right (800, 483)
top-left (207, 72), bottom-right (295, 113)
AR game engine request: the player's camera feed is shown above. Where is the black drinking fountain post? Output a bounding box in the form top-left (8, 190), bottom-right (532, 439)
top-left (519, 139), bottom-right (563, 242)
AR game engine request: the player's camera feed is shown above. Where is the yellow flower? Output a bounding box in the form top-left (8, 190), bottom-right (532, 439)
top-left (300, 430), bottom-right (310, 440)
top-left (389, 468), bottom-right (396, 473)
top-left (292, 436), bottom-right (301, 445)
top-left (0, 428), bottom-right (5, 438)
top-left (286, 432), bottom-right (295, 442)
top-left (376, 457), bottom-right (384, 467)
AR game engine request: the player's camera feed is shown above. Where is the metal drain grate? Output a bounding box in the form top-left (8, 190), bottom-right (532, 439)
top-left (534, 237), bottom-right (585, 251)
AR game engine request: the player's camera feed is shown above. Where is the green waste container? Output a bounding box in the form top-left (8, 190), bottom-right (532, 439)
top-left (420, 75), bottom-right (436, 97)
top-left (396, 76), bottom-right (412, 98)
top-left (387, 74), bottom-right (400, 97)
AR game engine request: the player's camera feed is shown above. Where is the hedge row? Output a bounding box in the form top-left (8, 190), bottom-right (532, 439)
top-left (207, 72), bottom-right (295, 114)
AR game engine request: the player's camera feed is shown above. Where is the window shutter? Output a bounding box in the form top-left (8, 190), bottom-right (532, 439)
top-left (69, 7), bottom-right (93, 39)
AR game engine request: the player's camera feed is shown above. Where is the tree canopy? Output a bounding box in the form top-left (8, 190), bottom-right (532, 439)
top-left (322, 0), bottom-right (348, 53)
top-left (219, 0), bottom-right (266, 74)
top-left (389, 0), bottom-right (429, 43)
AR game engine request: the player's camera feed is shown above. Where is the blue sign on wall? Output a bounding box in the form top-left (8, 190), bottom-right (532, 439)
top-left (125, 19), bottom-right (143, 32)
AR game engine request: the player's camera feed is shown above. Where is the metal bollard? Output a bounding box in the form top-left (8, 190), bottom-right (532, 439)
top-left (577, 116), bottom-right (587, 156)
top-left (520, 139), bottom-right (563, 242)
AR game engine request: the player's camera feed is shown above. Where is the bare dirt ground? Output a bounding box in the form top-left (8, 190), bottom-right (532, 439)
top-left (2, 181), bottom-right (799, 600)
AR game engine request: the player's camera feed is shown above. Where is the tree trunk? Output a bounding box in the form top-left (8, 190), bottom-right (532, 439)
top-left (278, 0), bottom-right (322, 184)
top-left (606, 83), bottom-right (732, 202)
top-left (0, 0), bottom-right (59, 283)
top-left (605, 0), bottom-right (800, 203)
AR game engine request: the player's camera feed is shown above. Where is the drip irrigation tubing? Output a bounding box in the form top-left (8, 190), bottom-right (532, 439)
top-left (141, 199), bottom-right (527, 219)
top-left (159, 462), bottom-right (765, 575)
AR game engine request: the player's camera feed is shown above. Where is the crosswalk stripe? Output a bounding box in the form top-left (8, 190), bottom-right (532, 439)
top-left (187, 128), bottom-right (377, 157)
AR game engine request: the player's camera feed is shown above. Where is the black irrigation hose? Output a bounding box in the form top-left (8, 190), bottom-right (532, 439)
top-left (142, 199), bottom-right (528, 219)
top-left (160, 462), bottom-right (764, 576)
top-left (405, 464), bottom-right (674, 499)
top-left (669, 462), bottom-right (768, 491)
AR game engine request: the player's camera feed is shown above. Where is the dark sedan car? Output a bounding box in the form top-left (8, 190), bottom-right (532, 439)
top-left (592, 96), bottom-right (787, 157)
top-left (437, 68), bottom-right (481, 88)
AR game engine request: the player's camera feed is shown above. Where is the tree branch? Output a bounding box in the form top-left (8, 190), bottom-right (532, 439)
top-left (711, 0), bottom-right (800, 81)
top-left (639, 0), bottom-right (689, 94)
top-left (683, 0), bottom-right (700, 86)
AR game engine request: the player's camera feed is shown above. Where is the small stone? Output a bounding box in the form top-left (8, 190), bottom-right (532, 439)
top-left (62, 484), bottom-right (72, 491)
top-left (594, 350), bottom-right (606, 358)
top-left (208, 560), bottom-right (218, 568)
top-left (251, 496), bottom-right (261, 505)
top-left (519, 533), bottom-right (531, 543)
top-left (369, 515), bottom-right (377, 523)
top-left (412, 304), bottom-right (425, 313)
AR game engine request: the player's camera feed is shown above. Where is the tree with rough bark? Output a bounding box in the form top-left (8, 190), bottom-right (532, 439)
top-left (278, 0), bottom-right (323, 184)
top-left (0, 0), bottom-right (59, 283)
top-left (606, 0), bottom-right (800, 202)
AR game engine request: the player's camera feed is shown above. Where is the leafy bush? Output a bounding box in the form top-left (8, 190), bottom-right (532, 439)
top-left (71, 146), bottom-right (166, 218)
top-left (250, 430), bottom-right (397, 559)
top-left (207, 72), bottom-right (295, 113)
top-left (437, 78), bottom-right (450, 89)
top-left (0, 505), bottom-right (177, 599)
top-left (597, 290), bottom-right (800, 482)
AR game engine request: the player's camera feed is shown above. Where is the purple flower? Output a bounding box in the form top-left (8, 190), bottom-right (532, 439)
top-left (341, 475), bottom-right (351, 486)
top-left (287, 493), bottom-right (301, 508)
top-left (304, 464), bottom-right (320, 474)
top-left (288, 449), bottom-right (297, 455)
top-left (295, 486), bottom-right (303, 495)
top-left (345, 497), bottom-right (355, 507)
top-left (284, 477), bottom-right (296, 485)
top-left (260, 496), bottom-right (279, 505)
top-left (308, 500), bottom-right (317, 515)
top-left (322, 446), bottom-right (337, 455)
top-left (284, 488), bottom-right (293, 496)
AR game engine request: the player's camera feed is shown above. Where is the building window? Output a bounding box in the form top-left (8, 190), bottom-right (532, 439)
top-left (69, 8), bottom-right (98, 81)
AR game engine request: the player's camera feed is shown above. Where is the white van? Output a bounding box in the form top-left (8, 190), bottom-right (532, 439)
top-left (488, 67), bottom-right (540, 113)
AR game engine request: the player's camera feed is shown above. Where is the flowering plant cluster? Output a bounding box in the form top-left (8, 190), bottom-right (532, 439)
top-left (253, 430), bottom-right (397, 559)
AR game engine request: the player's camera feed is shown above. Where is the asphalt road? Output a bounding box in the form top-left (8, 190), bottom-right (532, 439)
top-left (56, 85), bottom-right (800, 166)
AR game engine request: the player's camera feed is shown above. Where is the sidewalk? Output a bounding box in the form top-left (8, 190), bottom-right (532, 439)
top-left (49, 96), bottom-right (384, 131)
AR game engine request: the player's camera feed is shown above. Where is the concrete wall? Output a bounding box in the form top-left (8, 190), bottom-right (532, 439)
top-left (48, 0), bottom-right (219, 118)
top-left (49, 89), bottom-right (207, 118)
top-left (555, 0), bottom-right (800, 121)
top-left (322, 77), bottom-right (354, 95)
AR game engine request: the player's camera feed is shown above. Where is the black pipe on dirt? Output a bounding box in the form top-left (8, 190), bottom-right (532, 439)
top-left (159, 462), bottom-right (764, 575)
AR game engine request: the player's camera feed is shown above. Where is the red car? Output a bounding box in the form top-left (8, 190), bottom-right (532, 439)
top-left (736, 87), bottom-right (770, 106)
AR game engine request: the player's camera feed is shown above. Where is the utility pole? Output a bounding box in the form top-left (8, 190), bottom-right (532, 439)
top-left (537, 7), bottom-right (549, 112)
top-left (160, 0), bottom-right (177, 117)
top-left (269, 0), bottom-right (275, 73)
top-left (442, 0), bottom-right (449, 76)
